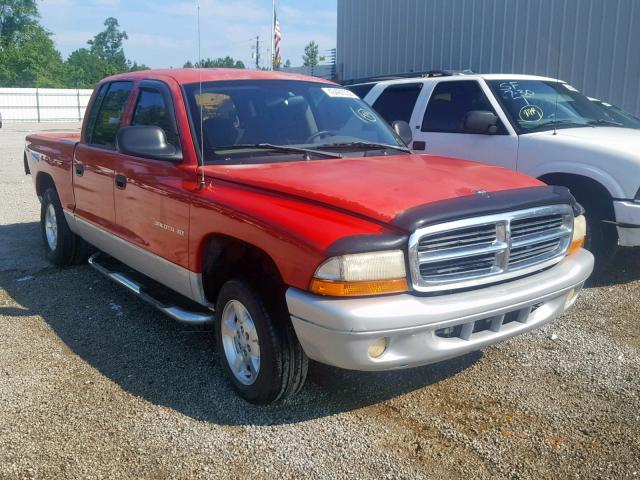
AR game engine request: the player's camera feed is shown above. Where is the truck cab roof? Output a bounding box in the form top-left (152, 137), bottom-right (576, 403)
top-left (103, 68), bottom-right (335, 86)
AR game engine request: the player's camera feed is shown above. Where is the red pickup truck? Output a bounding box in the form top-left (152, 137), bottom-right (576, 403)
top-left (25, 69), bottom-right (593, 404)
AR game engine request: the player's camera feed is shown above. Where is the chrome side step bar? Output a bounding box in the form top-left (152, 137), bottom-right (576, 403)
top-left (88, 252), bottom-right (214, 325)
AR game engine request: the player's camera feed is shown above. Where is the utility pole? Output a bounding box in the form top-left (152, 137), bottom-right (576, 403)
top-left (254, 36), bottom-right (261, 69)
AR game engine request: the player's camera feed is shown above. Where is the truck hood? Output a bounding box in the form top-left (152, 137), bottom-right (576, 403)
top-left (204, 154), bottom-right (541, 227)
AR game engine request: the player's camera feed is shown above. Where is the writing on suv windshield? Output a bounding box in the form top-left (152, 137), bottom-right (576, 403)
top-left (488, 80), bottom-right (640, 133)
top-left (184, 80), bottom-right (407, 164)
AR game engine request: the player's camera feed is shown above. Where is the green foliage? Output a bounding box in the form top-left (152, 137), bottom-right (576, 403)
top-left (87, 17), bottom-right (128, 71)
top-left (0, 2), bottom-right (238, 88)
top-left (65, 17), bottom-right (147, 87)
top-left (184, 56), bottom-right (245, 69)
top-left (302, 41), bottom-right (319, 67)
top-left (284, 59), bottom-right (291, 68)
top-left (0, 0), bottom-right (38, 46)
top-left (0, 23), bottom-right (67, 87)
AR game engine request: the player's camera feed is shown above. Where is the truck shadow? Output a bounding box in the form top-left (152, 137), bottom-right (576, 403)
top-left (587, 246), bottom-right (640, 287)
top-left (1, 221), bottom-right (637, 426)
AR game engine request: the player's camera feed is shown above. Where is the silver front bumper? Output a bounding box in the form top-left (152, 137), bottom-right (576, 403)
top-left (614, 200), bottom-right (640, 246)
top-left (286, 249), bottom-right (594, 371)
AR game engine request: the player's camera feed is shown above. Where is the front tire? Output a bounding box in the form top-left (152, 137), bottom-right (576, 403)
top-left (577, 195), bottom-right (618, 268)
top-left (40, 188), bottom-right (87, 266)
top-left (215, 279), bottom-right (308, 404)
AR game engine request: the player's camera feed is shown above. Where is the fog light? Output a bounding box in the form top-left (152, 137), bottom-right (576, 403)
top-left (565, 285), bottom-right (582, 309)
top-left (368, 338), bottom-right (388, 358)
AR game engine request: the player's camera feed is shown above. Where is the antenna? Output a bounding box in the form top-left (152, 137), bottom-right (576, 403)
top-left (552, 22), bottom-right (562, 136)
top-left (197, 1), bottom-right (205, 189)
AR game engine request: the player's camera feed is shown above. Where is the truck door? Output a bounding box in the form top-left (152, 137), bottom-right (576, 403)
top-left (73, 81), bottom-right (133, 231)
top-left (113, 80), bottom-right (191, 269)
top-left (410, 79), bottom-right (518, 169)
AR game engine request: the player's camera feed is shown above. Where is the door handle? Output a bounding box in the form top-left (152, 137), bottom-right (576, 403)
top-left (115, 174), bottom-right (127, 189)
top-left (75, 163), bottom-right (84, 176)
top-left (412, 141), bottom-right (427, 151)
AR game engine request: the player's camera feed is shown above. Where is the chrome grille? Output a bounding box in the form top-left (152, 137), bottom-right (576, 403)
top-left (408, 205), bottom-right (574, 292)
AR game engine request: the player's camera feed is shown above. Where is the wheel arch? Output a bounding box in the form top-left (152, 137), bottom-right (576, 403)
top-left (35, 171), bottom-right (56, 198)
top-left (538, 172), bottom-right (615, 219)
top-left (200, 234), bottom-right (287, 308)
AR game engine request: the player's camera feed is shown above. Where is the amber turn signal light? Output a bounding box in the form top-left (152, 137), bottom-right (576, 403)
top-left (309, 278), bottom-right (408, 297)
top-left (568, 215), bottom-right (587, 256)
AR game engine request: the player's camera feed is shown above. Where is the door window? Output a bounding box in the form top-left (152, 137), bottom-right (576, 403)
top-left (84, 83), bottom-right (108, 144)
top-left (372, 83), bottom-right (422, 124)
top-left (346, 83), bottom-right (376, 99)
top-left (132, 88), bottom-right (180, 148)
top-left (89, 81), bottom-right (133, 148)
top-left (421, 81), bottom-right (505, 133)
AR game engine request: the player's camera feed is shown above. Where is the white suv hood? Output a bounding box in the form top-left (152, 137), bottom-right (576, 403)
top-left (518, 127), bottom-right (640, 199)
top-left (548, 127), bottom-right (640, 156)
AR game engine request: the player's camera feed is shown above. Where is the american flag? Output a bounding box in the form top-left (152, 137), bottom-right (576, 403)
top-left (273, 12), bottom-right (282, 67)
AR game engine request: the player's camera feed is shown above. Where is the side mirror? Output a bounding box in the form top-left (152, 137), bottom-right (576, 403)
top-left (392, 120), bottom-right (413, 145)
top-left (463, 110), bottom-right (499, 134)
top-left (116, 125), bottom-right (182, 161)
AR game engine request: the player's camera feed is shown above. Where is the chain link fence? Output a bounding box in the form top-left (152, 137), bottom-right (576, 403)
top-left (0, 88), bottom-right (94, 123)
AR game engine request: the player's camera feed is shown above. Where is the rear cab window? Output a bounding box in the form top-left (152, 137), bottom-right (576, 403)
top-left (88, 81), bottom-right (134, 148)
top-left (422, 80), bottom-right (506, 134)
top-left (372, 83), bottom-right (423, 124)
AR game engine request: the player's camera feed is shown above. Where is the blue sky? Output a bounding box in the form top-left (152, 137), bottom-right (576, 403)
top-left (38, 0), bottom-right (337, 68)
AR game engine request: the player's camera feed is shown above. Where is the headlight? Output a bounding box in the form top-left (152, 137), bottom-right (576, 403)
top-left (568, 215), bottom-right (586, 255)
top-left (309, 250), bottom-right (408, 296)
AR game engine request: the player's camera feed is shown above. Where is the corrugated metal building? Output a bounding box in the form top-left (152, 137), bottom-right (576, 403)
top-left (337, 0), bottom-right (640, 115)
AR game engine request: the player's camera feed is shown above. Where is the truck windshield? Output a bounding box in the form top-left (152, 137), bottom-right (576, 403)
top-left (183, 80), bottom-right (406, 164)
top-left (487, 80), bottom-right (640, 133)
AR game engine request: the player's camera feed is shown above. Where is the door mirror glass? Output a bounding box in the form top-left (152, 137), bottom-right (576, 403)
top-left (463, 110), bottom-right (499, 134)
top-left (116, 125), bottom-right (182, 161)
top-left (392, 120), bottom-right (413, 145)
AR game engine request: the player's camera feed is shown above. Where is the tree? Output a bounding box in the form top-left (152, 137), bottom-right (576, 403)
top-left (0, 0), bottom-right (38, 46)
top-left (302, 41), bottom-right (319, 67)
top-left (64, 17), bottom-right (147, 88)
top-left (88, 17), bottom-right (128, 71)
top-left (284, 59), bottom-right (291, 68)
top-left (65, 47), bottom-right (112, 87)
top-left (184, 56), bottom-right (245, 69)
top-left (128, 61), bottom-right (149, 72)
top-left (0, 23), bottom-right (66, 87)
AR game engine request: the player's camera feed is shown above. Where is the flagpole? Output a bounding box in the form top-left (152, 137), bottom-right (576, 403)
top-left (270, 0), bottom-right (275, 70)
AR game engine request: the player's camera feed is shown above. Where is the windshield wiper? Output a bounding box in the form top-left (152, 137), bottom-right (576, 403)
top-left (316, 141), bottom-right (412, 153)
top-left (212, 143), bottom-right (342, 159)
top-left (524, 120), bottom-right (595, 133)
top-left (587, 118), bottom-right (624, 127)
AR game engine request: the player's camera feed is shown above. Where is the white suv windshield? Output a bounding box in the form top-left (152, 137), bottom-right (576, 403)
top-left (488, 80), bottom-right (640, 133)
top-left (184, 80), bottom-right (405, 164)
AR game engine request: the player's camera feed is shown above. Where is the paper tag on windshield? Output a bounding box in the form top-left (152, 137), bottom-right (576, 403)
top-left (322, 87), bottom-right (358, 98)
top-left (563, 84), bottom-right (579, 92)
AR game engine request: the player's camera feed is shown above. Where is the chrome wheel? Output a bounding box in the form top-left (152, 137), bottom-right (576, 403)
top-left (44, 203), bottom-right (58, 251)
top-left (220, 299), bottom-right (260, 385)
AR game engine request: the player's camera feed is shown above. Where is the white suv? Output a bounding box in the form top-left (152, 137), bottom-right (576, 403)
top-left (351, 73), bottom-right (640, 263)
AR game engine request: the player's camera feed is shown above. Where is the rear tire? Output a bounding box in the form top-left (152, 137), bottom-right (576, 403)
top-left (215, 279), bottom-right (308, 404)
top-left (40, 188), bottom-right (88, 266)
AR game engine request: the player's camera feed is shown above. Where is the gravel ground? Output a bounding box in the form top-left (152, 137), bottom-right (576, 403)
top-left (0, 122), bottom-right (638, 479)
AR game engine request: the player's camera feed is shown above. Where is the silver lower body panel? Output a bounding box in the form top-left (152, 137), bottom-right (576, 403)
top-left (286, 249), bottom-right (594, 371)
top-left (65, 211), bottom-right (207, 306)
